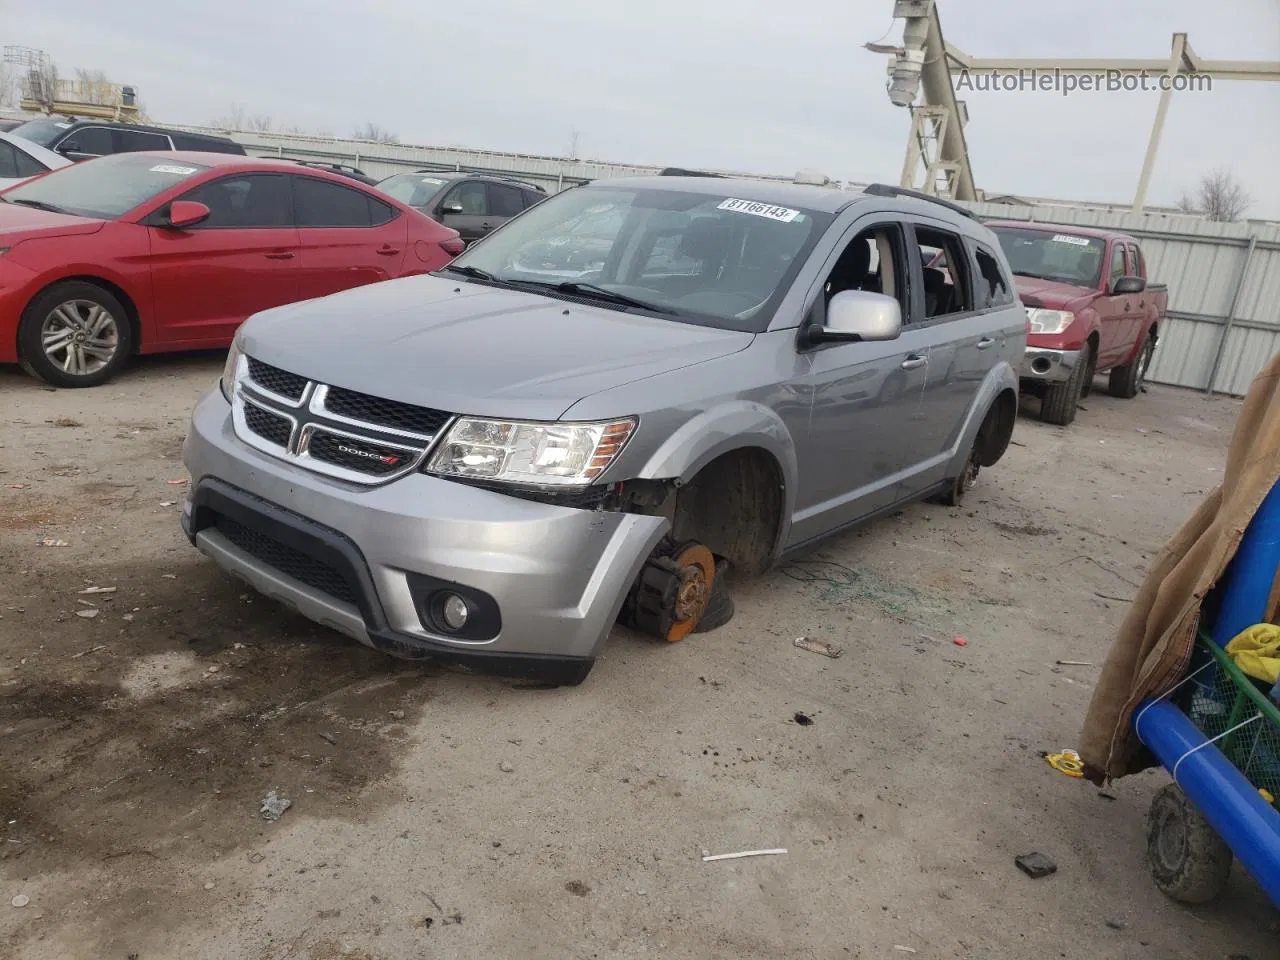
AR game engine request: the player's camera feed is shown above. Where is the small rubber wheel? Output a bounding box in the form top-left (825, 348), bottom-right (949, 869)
top-left (693, 560), bottom-right (735, 634)
top-left (18, 281), bottom-right (133, 388)
top-left (1109, 333), bottom-right (1155, 399)
top-left (1146, 783), bottom-right (1233, 904)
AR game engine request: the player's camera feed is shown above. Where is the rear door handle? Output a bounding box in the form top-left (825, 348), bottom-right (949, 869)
top-left (900, 355), bottom-right (928, 370)
top-left (375, 246), bottom-right (400, 256)
top-left (264, 251), bottom-right (295, 260)
top-left (976, 337), bottom-right (995, 350)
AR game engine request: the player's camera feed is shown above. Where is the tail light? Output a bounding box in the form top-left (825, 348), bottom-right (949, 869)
top-left (441, 236), bottom-right (466, 256)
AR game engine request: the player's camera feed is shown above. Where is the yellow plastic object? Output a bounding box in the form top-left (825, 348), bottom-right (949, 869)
top-left (1224, 623), bottom-right (1280, 684)
top-left (1043, 749), bottom-right (1085, 778)
top-left (1261, 788), bottom-right (1275, 805)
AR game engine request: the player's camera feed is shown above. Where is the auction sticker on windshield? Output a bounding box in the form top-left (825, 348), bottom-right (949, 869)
top-left (150, 164), bottom-right (199, 176)
top-left (717, 198), bottom-right (801, 223)
top-left (1050, 234), bottom-right (1091, 245)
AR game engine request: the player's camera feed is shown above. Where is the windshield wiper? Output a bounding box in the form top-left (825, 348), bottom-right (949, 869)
top-left (3, 197), bottom-right (69, 215)
top-left (443, 264), bottom-right (499, 282)
top-left (545, 281), bottom-right (672, 314)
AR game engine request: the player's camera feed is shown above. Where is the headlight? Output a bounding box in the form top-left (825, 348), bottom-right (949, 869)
top-left (1026, 308), bottom-right (1075, 335)
top-left (220, 340), bottom-right (243, 400)
top-left (426, 416), bottom-right (636, 487)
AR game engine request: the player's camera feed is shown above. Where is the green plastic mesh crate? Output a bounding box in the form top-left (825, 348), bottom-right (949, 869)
top-left (1180, 631), bottom-right (1280, 805)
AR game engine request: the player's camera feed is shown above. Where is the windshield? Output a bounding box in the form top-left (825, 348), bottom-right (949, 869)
top-left (377, 173), bottom-right (451, 209)
top-left (7, 118), bottom-right (70, 148)
top-left (991, 227), bottom-right (1105, 288)
top-left (444, 185), bottom-right (831, 332)
top-left (1, 153), bottom-right (208, 219)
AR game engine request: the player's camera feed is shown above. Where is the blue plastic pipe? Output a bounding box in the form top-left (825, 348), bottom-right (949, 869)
top-left (1135, 698), bottom-right (1280, 908)
top-left (1212, 481), bottom-right (1280, 648)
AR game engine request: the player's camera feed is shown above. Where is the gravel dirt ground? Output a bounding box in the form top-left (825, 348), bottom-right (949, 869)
top-left (0, 354), bottom-right (1272, 960)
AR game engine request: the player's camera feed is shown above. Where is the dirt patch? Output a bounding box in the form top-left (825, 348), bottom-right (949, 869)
top-left (991, 520), bottom-right (1058, 537)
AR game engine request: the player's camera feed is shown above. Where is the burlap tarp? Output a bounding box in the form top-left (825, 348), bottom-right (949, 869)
top-left (1080, 352), bottom-right (1280, 784)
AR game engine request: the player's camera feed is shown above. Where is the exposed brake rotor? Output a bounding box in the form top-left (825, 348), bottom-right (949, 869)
top-left (626, 541), bottom-right (717, 643)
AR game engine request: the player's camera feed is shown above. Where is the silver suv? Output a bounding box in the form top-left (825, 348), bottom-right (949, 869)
top-left (182, 177), bottom-right (1026, 685)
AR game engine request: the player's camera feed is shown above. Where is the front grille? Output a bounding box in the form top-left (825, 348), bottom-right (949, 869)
top-left (214, 515), bottom-right (356, 606)
top-left (325, 387), bottom-right (450, 436)
top-left (306, 431), bottom-right (411, 476)
top-left (247, 358), bottom-right (308, 401)
top-left (243, 402), bottom-right (292, 448)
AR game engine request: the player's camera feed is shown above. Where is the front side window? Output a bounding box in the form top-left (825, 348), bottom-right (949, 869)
top-left (991, 227), bottom-right (1106, 288)
top-left (1, 152), bottom-right (207, 220)
top-left (116, 129), bottom-right (172, 153)
top-left (1109, 243), bottom-right (1127, 288)
top-left (443, 181), bottom-right (487, 215)
top-left (177, 174), bottom-right (291, 228)
top-left (822, 224), bottom-right (906, 317)
top-left (444, 186), bottom-right (831, 332)
top-left (62, 127), bottom-right (113, 156)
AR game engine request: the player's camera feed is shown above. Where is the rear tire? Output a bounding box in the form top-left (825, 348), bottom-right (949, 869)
top-left (1109, 333), bottom-right (1155, 399)
top-left (1146, 783), bottom-right (1232, 904)
top-left (930, 444), bottom-right (979, 507)
top-left (1039, 348), bottom-right (1089, 426)
top-left (18, 281), bottom-right (132, 388)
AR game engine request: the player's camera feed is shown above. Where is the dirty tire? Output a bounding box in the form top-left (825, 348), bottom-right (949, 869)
top-left (1146, 783), bottom-right (1232, 904)
top-left (692, 561), bottom-right (735, 634)
top-left (1039, 349), bottom-right (1088, 426)
top-left (1079, 343), bottom-right (1098, 399)
top-left (18, 281), bottom-right (133, 388)
top-left (1109, 333), bottom-right (1155, 400)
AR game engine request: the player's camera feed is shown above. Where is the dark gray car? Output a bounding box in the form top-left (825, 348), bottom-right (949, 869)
top-left (375, 171), bottom-right (544, 243)
top-left (182, 176), bottom-right (1025, 685)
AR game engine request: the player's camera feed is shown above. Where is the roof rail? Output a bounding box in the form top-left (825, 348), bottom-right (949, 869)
top-left (659, 167), bottom-right (726, 178)
top-left (862, 183), bottom-right (976, 220)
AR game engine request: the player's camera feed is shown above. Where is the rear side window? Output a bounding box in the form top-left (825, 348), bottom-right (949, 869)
top-left (973, 243), bottom-right (1014, 309)
top-left (294, 176), bottom-right (374, 227)
top-left (487, 183), bottom-right (525, 217)
top-left (11, 144), bottom-right (44, 178)
top-left (178, 174), bottom-right (292, 228)
top-left (369, 196), bottom-right (396, 226)
top-left (911, 226), bottom-right (973, 320)
top-left (116, 130), bottom-right (171, 152)
top-left (522, 189), bottom-right (544, 210)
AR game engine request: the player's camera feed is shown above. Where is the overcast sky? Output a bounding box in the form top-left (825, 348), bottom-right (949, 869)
top-left (4, 0), bottom-right (1278, 216)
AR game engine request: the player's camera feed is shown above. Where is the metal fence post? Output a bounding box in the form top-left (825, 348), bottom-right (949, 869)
top-left (1206, 234), bottom-right (1259, 396)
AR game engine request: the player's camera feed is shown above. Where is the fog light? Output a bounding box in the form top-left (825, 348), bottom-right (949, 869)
top-left (441, 593), bottom-right (470, 631)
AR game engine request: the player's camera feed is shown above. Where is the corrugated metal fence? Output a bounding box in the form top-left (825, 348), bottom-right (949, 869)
top-left (959, 202), bottom-right (1280, 397)
top-left (172, 127), bottom-right (1278, 397)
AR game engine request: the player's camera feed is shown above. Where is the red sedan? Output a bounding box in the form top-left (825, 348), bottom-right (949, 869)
top-left (0, 152), bottom-right (464, 387)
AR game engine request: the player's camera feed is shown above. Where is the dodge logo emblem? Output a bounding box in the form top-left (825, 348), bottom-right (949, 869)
top-left (337, 444), bottom-right (401, 466)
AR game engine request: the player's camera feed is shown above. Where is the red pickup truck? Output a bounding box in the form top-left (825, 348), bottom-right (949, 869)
top-left (985, 222), bottom-right (1167, 426)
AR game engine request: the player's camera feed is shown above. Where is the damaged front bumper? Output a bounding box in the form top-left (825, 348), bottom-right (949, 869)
top-left (181, 388), bottom-right (668, 684)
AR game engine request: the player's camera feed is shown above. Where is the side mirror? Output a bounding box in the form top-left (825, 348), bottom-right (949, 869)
top-left (806, 290), bottom-right (902, 346)
top-left (57, 140), bottom-right (79, 155)
top-left (165, 200), bottom-right (211, 229)
top-left (1112, 275), bottom-right (1145, 295)
top-left (440, 201), bottom-right (464, 215)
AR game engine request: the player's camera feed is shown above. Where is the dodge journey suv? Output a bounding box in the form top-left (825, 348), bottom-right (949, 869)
top-left (182, 176), bottom-right (1025, 684)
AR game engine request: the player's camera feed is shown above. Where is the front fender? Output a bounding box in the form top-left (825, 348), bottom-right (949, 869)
top-left (947, 361), bottom-right (1018, 476)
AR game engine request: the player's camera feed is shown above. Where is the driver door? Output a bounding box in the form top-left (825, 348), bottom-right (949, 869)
top-left (435, 181), bottom-right (491, 244)
top-left (788, 218), bottom-right (931, 547)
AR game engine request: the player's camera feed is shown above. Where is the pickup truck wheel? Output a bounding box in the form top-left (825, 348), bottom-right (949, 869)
top-left (18, 281), bottom-right (133, 388)
top-left (1109, 333), bottom-right (1155, 399)
top-left (1079, 345), bottom-right (1097, 399)
top-left (1039, 351), bottom-right (1088, 426)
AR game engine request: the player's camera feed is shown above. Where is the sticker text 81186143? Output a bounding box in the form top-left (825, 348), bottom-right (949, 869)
top-left (717, 198), bottom-right (801, 223)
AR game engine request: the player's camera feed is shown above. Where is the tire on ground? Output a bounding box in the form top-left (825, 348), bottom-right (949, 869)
top-left (1039, 347), bottom-right (1089, 426)
top-left (1146, 783), bottom-right (1233, 904)
top-left (18, 280), bottom-right (133, 389)
top-left (1109, 332), bottom-right (1155, 399)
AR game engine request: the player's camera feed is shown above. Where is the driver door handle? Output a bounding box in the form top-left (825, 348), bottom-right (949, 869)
top-left (900, 355), bottom-right (928, 370)
top-left (264, 250), bottom-right (295, 260)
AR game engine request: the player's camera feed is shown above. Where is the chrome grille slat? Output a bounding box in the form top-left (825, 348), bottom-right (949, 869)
top-left (230, 355), bottom-right (452, 485)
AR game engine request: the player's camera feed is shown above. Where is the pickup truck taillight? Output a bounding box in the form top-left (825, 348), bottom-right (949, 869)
top-left (441, 237), bottom-right (466, 256)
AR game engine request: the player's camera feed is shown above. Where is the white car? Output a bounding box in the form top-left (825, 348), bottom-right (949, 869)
top-left (0, 130), bottom-right (72, 191)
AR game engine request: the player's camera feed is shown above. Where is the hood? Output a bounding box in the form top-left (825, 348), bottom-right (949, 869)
top-left (1013, 274), bottom-right (1097, 309)
top-left (0, 203), bottom-right (106, 242)
top-left (240, 274), bottom-right (755, 421)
